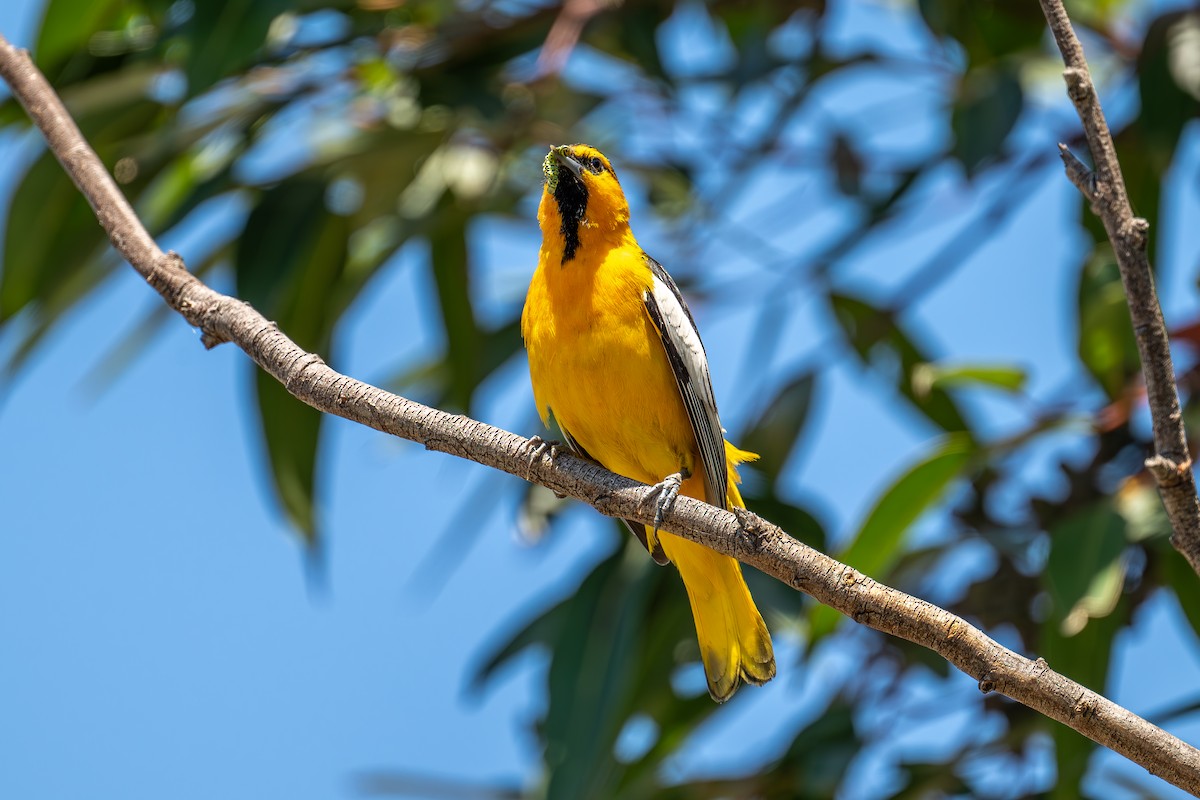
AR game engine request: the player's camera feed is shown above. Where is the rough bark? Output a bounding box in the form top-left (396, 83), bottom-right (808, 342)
top-left (1, 28), bottom-right (1198, 797)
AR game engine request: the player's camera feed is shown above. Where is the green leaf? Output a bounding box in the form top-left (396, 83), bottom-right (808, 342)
top-left (1077, 246), bottom-right (1140, 399)
top-left (721, 3), bottom-right (790, 88)
top-left (1044, 501), bottom-right (1127, 639)
top-left (1, 150), bottom-right (108, 322)
top-left (2, 82), bottom-right (177, 369)
top-left (1138, 12), bottom-right (1200, 173)
top-left (473, 542), bottom-right (720, 800)
top-left (335, 132), bottom-right (444, 227)
top-left (952, 64), bottom-right (1024, 176)
top-left (236, 178), bottom-right (349, 544)
top-left (1160, 546), bottom-right (1200, 642)
top-left (739, 371), bottom-right (817, 479)
top-left (428, 204), bottom-right (481, 412)
top-left (543, 554), bottom-right (652, 800)
top-left (643, 163), bottom-right (695, 219)
top-left (652, 699), bottom-right (859, 799)
top-left (253, 369), bottom-right (322, 542)
top-left (773, 699), bottom-right (858, 794)
top-left (917, 0), bottom-right (1044, 67)
top-left (1114, 479), bottom-right (1170, 543)
top-left (829, 292), bottom-right (970, 433)
top-left (912, 362), bottom-right (1027, 398)
top-left (34, 0), bottom-right (124, 75)
top-left (841, 432), bottom-right (974, 576)
top-left (471, 582), bottom-right (571, 692)
top-left (171, 0), bottom-right (296, 98)
top-left (590, 3), bottom-right (673, 81)
top-left (1067, 0), bottom-right (1137, 26)
top-left (811, 434), bottom-right (974, 639)
top-left (1041, 596), bottom-right (1128, 798)
top-left (892, 759), bottom-right (972, 800)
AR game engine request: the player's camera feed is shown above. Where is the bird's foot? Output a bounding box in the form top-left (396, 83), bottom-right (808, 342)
top-left (527, 435), bottom-right (567, 496)
top-left (646, 471), bottom-right (685, 533)
top-left (526, 435), bottom-right (562, 468)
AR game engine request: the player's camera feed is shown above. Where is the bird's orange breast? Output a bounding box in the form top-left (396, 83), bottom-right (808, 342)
top-left (522, 245), bottom-right (698, 487)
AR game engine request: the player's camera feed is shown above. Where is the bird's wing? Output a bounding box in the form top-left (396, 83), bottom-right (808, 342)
top-left (558, 417), bottom-right (670, 566)
top-left (641, 254), bottom-right (728, 511)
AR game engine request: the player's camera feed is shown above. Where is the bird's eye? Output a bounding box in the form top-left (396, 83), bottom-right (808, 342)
top-left (588, 156), bottom-right (605, 174)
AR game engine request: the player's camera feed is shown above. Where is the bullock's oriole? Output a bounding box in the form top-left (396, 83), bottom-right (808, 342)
top-left (521, 144), bottom-right (776, 702)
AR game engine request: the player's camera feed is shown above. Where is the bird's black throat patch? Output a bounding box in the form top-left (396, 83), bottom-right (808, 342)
top-left (553, 172), bottom-right (587, 264)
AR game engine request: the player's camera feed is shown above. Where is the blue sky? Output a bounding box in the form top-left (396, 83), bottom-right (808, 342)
top-left (2, 1), bottom-right (1200, 798)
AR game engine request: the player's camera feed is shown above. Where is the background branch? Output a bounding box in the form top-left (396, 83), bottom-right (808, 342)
top-left (1039, 0), bottom-right (1200, 577)
top-left (1, 30), bottom-right (1198, 797)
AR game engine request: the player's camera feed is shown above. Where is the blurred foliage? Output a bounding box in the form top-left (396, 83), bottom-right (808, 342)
top-left (3, 0), bottom-right (1200, 797)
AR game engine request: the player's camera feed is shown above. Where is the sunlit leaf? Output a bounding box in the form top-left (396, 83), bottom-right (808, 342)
top-left (1045, 502), bottom-right (1128, 636)
top-left (912, 362), bottom-right (1027, 398)
top-left (838, 434), bottom-right (974, 579)
top-left (1114, 477), bottom-right (1170, 543)
top-left (1067, 0), bottom-right (1138, 26)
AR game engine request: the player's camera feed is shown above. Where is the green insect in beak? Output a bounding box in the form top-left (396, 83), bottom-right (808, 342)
top-left (542, 149), bottom-right (560, 193)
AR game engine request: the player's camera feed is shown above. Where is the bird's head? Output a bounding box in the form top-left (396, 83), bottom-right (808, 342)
top-left (538, 144), bottom-right (630, 264)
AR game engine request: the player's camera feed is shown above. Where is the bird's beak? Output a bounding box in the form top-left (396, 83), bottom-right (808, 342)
top-left (551, 145), bottom-right (585, 180)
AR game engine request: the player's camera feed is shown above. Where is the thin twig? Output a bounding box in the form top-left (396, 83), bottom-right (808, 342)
top-left (1039, 0), bottom-right (1200, 577)
top-left (0, 32), bottom-right (1198, 796)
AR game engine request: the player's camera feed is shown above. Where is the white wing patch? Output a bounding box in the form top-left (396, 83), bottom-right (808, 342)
top-left (644, 263), bottom-right (728, 510)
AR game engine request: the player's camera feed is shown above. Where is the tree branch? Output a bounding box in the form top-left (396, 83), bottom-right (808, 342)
top-left (1, 31), bottom-right (1198, 796)
top-left (1039, 0), bottom-right (1200, 578)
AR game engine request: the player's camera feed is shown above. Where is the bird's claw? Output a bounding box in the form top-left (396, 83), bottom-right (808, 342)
top-left (526, 435), bottom-right (561, 470)
top-left (647, 471), bottom-right (684, 533)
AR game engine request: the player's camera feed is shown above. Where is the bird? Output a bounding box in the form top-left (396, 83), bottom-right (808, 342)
top-left (521, 143), bottom-right (776, 702)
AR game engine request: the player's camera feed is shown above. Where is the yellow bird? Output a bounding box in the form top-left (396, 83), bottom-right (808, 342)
top-left (521, 144), bottom-right (776, 702)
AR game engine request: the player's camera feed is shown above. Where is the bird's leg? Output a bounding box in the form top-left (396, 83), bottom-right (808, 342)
top-left (646, 470), bottom-right (687, 533)
top-left (525, 435), bottom-right (561, 469)
top-left (526, 436), bottom-right (570, 496)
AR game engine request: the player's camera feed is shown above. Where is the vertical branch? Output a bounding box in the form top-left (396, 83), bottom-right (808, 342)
top-left (1039, 0), bottom-right (1200, 577)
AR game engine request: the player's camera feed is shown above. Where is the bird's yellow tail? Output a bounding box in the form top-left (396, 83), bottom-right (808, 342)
top-left (655, 442), bottom-right (775, 702)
